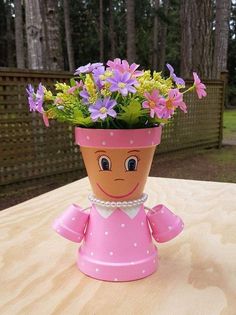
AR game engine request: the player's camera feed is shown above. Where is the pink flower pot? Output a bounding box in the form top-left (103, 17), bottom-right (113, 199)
top-left (53, 127), bottom-right (184, 282)
top-left (53, 204), bottom-right (89, 243)
top-left (147, 204), bottom-right (184, 243)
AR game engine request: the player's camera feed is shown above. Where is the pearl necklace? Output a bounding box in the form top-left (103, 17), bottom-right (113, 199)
top-left (88, 193), bottom-right (148, 208)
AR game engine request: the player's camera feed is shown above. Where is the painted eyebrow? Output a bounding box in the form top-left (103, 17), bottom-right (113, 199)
top-left (94, 150), bottom-right (107, 154)
top-left (127, 150), bottom-right (140, 153)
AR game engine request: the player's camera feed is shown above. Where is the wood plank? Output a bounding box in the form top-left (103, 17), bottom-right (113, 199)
top-left (0, 177), bottom-right (235, 315)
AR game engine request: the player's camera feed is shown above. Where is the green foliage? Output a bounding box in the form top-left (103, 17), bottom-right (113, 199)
top-left (117, 99), bottom-right (147, 128)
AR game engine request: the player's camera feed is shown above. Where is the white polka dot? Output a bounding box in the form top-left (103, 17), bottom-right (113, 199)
top-left (121, 223), bottom-right (125, 228)
top-left (102, 141), bottom-right (106, 145)
top-left (90, 252), bottom-right (94, 256)
top-left (90, 232), bottom-right (93, 236)
top-left (110, 131), bottom-right (114, 136)
top-left (141, 221), bottom-right (144, 226)
top-left (71, 217), bottom-right (76, 221)
top-left (134, 242), bottom-right (137, 247)
top-left (130, 140), bottom-right (134, 144)
top-left (151, 141), bottom-right (154, 145)
top-left (161, 209), bottom-right (165, 214)
top-left (142, 269), bottom-right (146, 274)
top-left (105, 231), bottom-right (109, 235)
top-left (153, 259), bottom-right (156, 264)
top-left (114, 278), bottom-right (118, 281)
top-left (109, 251), bottom-right (114, 256)
top-left (168, 226), bottom-right (173, 230)
top-left (86, 135), bottom-right (90, 140)
top-left (148, 130), bottom-right (151, 134)
top-left (152, 222), bottom-right (155, 226)
top-left (78, 236), bottom-right (81, 240)
top-left (95, 268), bottom-right (99, 272)
top-left (147, 250), bottom-right (150, 254)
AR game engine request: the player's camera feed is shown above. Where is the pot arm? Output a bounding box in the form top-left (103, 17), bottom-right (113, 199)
top-left (146, 204), bottom-right (184, 243)
top-left (52, 204), bottom-right (90, 243)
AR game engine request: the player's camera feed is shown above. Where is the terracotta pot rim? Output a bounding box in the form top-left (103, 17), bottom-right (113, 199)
top-left (75, 126), bottom-right (162, 148)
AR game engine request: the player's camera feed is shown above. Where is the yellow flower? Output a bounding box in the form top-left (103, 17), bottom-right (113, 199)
top-left (55, 82), bottom-right (70, 92)
top-left (44, 89), bottom-right (54, 101)
top-left (84, 74), bottom-right (98, 103)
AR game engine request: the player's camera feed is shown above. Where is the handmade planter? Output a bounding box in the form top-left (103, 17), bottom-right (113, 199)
top-left (53, 126), bottom-right (184, 282)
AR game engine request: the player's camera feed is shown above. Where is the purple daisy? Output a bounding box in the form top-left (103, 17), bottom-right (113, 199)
top-left (74, 62), bottom-right (103, 75)
top-left (26, 83), bottom-right (44, 113)
top-left (79, 88), bottom-right (90, 104)
top-left (106, 70), bottom-right (138, 96)
top-left (92, 66), bottom-right (105, 89)
top-left (166, 64), bottom-right (185, 86)
top-left (89, 97), bottom-right (117, 121)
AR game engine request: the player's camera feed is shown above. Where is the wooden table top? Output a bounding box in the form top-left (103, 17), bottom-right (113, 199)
top-left (0, 177), bottom-right (236, 315)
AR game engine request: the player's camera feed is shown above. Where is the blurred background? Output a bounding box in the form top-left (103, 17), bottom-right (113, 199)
top-left (0, 0), bottom-right (235, 209)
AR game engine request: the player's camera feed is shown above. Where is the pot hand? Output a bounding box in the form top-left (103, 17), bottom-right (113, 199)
top-left (147, 204), bottom-right (184, 243)
top-left (52, 204), bottom-right (90, 243)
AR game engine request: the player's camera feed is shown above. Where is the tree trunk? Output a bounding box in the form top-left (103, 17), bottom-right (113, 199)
top-left (6, 1), bottom-right (14, 67)
top-left (63, 0), bottom-right (75, 72)
top-left (43, 0), bottom-right (64, 70)
top-left (213, 0), bottom-right (231, 79)
top-left (14, 0), bottom-right (25, 68)
top-left (192, 0), bottom-right (214, 78)
top-left (158, 0), bottom-right (169, 71)
top-left (180, 0), bottom-right (213, 79)
top-left (99, 0), bottom-right (104, 62)
top-left (126, 0), bottom-right (136, 63)
top-left (180, 0), bottom-right (192, 78)
top-left (152, 0), bottom-right (160, 70)
top-left (109, 0), bottom-right (116, 59)
top-left (25, 0), bottom-right (44, 69)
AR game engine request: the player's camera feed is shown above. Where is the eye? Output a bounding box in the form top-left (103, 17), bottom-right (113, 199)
top-left (125, 156), bottom-right (138, 171)
top-left (98, 155), bottom-right (111, 171)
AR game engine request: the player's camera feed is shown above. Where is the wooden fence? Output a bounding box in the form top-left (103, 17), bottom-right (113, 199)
top-left (0, 69), bottom-right (224, 200)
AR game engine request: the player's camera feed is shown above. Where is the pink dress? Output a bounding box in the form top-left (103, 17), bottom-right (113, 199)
top-left (53, 203), bottom-right (184, 282)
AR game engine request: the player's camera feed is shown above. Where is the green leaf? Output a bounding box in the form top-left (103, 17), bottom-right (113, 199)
top-left (70, 78), bottom-right (76, 86)
top-left (117, 100), bottom-right (146, 127)
top-left (72, 108), bottom-right (93, 126)
top-left (149, 117), bottom-right (169, 124)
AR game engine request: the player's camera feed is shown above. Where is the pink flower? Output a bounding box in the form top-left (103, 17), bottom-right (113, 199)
top-left (107, 58), bottom-right (143, 78)
top-left (42, 113), bottom-right (49, 127)
top-left (142, 89), bottom-right (162, 118)
top-left (158, 89), bottom-right (187, 119)
top-left (193, 72), bottom-right (207, 99)
top-left (67, 80), bottom-right (83, 94)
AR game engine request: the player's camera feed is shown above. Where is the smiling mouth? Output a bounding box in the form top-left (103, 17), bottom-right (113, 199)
top-left (96, 182), bottom-right (139, 199)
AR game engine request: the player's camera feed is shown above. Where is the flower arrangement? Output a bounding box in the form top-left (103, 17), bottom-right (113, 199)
top-left (26, 59), bottom-right (206, 129)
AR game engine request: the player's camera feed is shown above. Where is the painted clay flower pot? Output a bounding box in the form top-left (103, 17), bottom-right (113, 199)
top-left (53, 126), bottom-right (184, 282)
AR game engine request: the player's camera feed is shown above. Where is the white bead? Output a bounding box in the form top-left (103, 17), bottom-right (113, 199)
top-left (87, 193), bottom-right (149, 208)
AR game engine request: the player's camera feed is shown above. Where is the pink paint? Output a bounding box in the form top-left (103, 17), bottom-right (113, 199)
top-left (75, 126), bottom-right (162, 148)
top-left (96, 182), bottom-right (139, 199)
top-left (53, 202), bottom-right (184, 282)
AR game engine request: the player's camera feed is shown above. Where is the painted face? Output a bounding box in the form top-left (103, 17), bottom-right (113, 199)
top-left (81, 146), bottom-right (156, 201)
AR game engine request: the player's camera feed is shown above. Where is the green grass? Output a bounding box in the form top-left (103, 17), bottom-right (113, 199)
top-left (223, 109), bottom-right (236, 141)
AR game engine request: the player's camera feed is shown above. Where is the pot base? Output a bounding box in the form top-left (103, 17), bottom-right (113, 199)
top-left (77, 247), bottom-right (158, 282)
